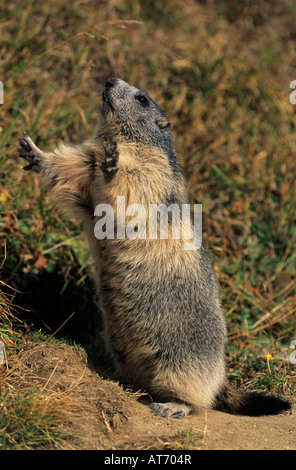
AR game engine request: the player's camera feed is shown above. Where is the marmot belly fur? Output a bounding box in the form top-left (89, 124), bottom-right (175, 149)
top-left (18, 77), bottom-right (291, 418)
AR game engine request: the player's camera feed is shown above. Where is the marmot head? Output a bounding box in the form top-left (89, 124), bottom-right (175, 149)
top-left (98, 78), bottom-right (181, 171)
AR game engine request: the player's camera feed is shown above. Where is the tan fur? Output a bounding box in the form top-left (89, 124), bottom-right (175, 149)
top-left (18, 78), bottom-right (291, 418)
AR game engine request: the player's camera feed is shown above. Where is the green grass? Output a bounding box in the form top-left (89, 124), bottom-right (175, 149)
top-left (174, 428), bottom-right (203, 450)
top-left (1, 0), bottom-right (296, 448)
top-left (0, 388), bottom-right (66, 450)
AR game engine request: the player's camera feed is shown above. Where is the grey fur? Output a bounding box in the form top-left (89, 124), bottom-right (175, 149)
top-left (97, 77), bottom-right (182, 174)
top-left (18, 78), bottom-right (291, 418)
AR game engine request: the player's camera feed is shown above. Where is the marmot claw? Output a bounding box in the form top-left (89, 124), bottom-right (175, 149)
top-left (101, 136), bottom-right (119, 179)
top-left (18, 132), bottom-right (42, 172)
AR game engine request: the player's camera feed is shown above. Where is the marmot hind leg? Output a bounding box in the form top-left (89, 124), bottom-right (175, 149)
top-left (149, 401), bottom-right (193, 418)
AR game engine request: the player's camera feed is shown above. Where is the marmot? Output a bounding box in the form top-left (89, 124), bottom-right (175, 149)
top-left (18, 77), bottom-right (291, 418)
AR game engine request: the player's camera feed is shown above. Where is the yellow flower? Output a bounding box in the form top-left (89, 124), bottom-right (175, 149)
top-left (265, 354), bottom-right (274, 374)
top-left (265, 354), bottom-right (274, 361)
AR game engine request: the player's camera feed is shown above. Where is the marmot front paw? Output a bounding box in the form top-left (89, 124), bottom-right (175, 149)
top-left (18, 131), bottom-right (43, 172)
top-left (100, 136), bottom-right (119, 180)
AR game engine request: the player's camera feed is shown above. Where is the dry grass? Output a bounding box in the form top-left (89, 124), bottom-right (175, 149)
top-left (0, 287), bottom-right (68, 449)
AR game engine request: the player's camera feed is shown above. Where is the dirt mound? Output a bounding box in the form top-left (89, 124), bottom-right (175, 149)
top-left (18, 341), bottom-right (295, 450)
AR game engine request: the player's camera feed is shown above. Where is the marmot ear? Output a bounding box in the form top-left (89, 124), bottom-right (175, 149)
top-left (156, 118), bottom-right (170, 129)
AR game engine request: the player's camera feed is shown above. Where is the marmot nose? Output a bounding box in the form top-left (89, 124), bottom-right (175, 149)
top-left (105, 78), bottom-right (118, 89)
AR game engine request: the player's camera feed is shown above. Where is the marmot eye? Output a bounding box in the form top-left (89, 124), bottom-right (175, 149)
top-left (135, 95), bottom-right (149, 107)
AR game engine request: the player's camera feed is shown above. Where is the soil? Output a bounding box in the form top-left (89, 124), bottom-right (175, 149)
top-left (19, 341), bottom-right (295, 451)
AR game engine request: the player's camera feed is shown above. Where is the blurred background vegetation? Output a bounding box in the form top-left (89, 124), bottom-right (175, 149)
top-left (0, 0), bottom-right (295, 447)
